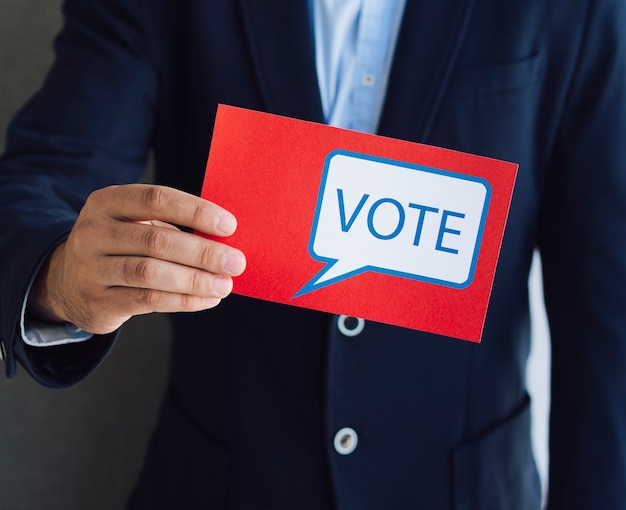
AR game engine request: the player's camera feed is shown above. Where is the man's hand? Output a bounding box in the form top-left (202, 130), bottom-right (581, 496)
top-left (29, 184), bottom-right (247, 335)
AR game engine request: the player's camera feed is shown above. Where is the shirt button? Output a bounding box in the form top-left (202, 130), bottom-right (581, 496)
top-left (337, 315), bottom-right (365, 337)
top-left (362, 73), bottom-right (376, 86)
top-left (334, 427), bottom-right (358, 455)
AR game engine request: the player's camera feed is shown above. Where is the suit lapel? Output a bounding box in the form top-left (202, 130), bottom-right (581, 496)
top-left (238, 0), bottom-right (324, 123)
top-left (238, 0), bottom-right (475, 142)
top-left (378, 0), bottom-right (476, 142)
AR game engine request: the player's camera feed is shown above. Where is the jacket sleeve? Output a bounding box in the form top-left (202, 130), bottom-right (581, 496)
top-left (539, 0), bottom-right (626, 506)
top-left (0, 0), bottom-right (159, 387)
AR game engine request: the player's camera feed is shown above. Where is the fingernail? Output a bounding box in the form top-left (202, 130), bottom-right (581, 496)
top-left (213, 276), bottom-right (233, 297)
top-left (224, 251), bottom-right (246, 275)
top-left (216, 214), bottom-right (237, 235)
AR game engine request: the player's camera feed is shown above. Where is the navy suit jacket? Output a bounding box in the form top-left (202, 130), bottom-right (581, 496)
top-left (1, 1), bottom-right (625, 508)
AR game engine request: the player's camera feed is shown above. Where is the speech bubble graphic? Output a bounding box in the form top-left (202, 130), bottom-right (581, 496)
top-left (293, 150), bottom-right (492, 297)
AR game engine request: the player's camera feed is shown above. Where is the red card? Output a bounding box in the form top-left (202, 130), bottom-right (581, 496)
top-left (200, 105), bottom-right (518, 342)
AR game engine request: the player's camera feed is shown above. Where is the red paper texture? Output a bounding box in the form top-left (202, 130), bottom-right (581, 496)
top-left (200, 105), bottom-right (518, 342)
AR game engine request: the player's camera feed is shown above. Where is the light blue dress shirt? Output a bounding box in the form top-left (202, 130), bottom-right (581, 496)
top-left (312, 0), bottom-right (406, 133)
top-left (23, 0), bottom-right (407, 347)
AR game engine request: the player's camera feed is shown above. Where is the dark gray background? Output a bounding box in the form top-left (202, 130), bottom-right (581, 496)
top-left (0, 2), bottom-right (171, 509)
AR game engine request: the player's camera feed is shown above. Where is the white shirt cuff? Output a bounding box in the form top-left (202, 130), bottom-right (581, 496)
top-left (20, 276), bottom-right (93, 347)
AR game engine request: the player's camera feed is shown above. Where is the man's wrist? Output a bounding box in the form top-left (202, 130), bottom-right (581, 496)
top-left (27, 241), bottom-right (68, 324)
top-left (21, 244), bottom-right (93, 347)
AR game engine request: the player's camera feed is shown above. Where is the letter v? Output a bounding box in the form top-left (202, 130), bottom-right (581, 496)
top-left (337, 189), bottom-right (369, 232)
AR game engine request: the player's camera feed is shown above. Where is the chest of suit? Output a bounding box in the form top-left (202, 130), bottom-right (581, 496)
top-left (137, 1), bottom-right (578, 508)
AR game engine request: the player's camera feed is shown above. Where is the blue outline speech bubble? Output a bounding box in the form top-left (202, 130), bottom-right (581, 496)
top-left (292, 150), bottom-right (491, 298)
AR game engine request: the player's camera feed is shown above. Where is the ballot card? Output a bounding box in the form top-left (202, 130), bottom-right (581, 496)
top-left (199, 104), bottom-right (518, 342)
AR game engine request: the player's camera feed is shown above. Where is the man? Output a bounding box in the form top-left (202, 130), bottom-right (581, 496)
top-left (1, 0), bottom-right (625, 508)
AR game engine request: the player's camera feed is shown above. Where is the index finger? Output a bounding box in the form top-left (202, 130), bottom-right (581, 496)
top-left (96, 184), bottom-right (237, 236)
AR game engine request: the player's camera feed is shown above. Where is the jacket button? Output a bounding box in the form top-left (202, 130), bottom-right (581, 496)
top-left (333, 427), bottom-right (358, 455)
top-left (337, 315), bottom-right (365, 337)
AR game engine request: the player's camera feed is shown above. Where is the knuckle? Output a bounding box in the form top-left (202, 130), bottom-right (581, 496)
top-left (142, 186), bottom-right (168, 213)
top-left (85, 188), bottom-right (104, 207)
top-left (132, 258), bottom-right (159, 285)
top-left (139, 288), bottom-right (161, 308)
top-left (88, 185), bottom-right (116, 208)
top-left (189, 270), bottom-right (206, 295)
top-left (142, 227), bottom-right (171, 254)
top-left (197, 242), bottom-right (216, 268)
top-left (178, 293), bottom-right (194, 309)
top-left (191, 201), bottom-right (208, 226)
top-left (73, 218), bottom-right (100, 243)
